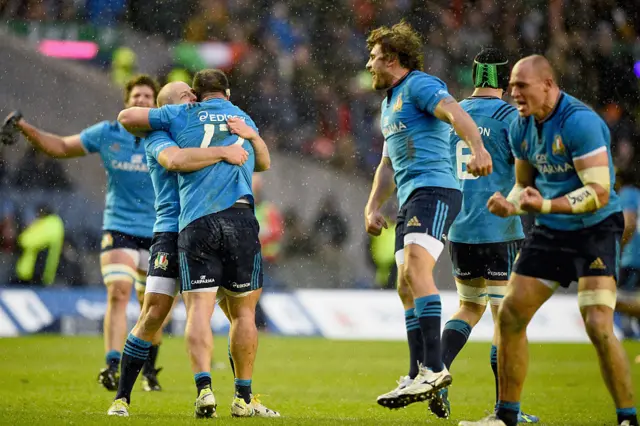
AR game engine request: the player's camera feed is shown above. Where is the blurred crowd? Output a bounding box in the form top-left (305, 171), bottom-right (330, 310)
top-left (2, 0), bottom-right (640, 174)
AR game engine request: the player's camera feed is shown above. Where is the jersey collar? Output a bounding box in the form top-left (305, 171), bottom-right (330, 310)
top-left (386, 70), bottom-right (413, 103)
top-left (536, 92), bottom-right (565, 124)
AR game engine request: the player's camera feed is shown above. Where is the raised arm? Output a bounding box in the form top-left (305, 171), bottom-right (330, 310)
top-left (118, 107), bottom-right (153, 133)
top-left (434, 97), bottom-right (492, 176)
top-left (14, 116), bottom-right (86, 158)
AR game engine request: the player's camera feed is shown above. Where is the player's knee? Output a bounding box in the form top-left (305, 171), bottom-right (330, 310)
top-left (397, 279), bottom-right (412, 304)
top-left (186, 326), bottom-right (212, 350)
top-left (459, 301), bottom-right (486, 325)
top-left (497, 296), bottom-right (527, 333)
top-left (107, 282), bottom-right (131, 306)
top-left (402, 262), bottom-right (424, 286)
top-left (140, 306), bottom-right (166, 331)
top-left (582, 305), bottom-right (614, 346)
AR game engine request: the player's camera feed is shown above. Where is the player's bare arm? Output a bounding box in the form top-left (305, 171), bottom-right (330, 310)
top-left (118, 107), bottom-right (153, 133)
top-left (488, 159), bottom-right (535, 218)
top-left (364, 157), bottom-right (395, 236)
top-left (519, 151), bottom-right (611, 215)
top-left (433, 96), bottom-right (492, 176)
top-left (157, 144), bottom-right (249, 172)
top-left (3, 112), bottom-right (86, 158)
top-left (227, 117), bottom-right (270, 172)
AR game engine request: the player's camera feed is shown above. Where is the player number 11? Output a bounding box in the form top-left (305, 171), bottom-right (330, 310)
top-left (200, 123), bottom-right (245, 148)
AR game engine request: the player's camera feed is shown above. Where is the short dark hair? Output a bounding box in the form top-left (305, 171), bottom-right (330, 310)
top-left (366, 21), bottom-right (423, 72)
top-left (124, 75), bottom-right (160, 104)
top-left (192, 69), bottom-right (230, 100)
top-left (472, 48), bottom-right (509, 90)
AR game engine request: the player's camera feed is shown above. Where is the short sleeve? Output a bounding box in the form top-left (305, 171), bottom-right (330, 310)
top-left (144, 130), bottom-right (178, 161)
top-left (619, 187), bottom-right (639, 213)
top-left (409, 74), bottom-right (452, 115)
top-left (564, 111), bottom-right (610, 160)
top-left (79, 121), bottom-right (108, 153)
top-left (148, 104), bottom-right (185, 131)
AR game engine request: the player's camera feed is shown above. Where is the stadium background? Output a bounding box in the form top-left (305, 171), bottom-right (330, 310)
top-left (1, 2), bottom-right (640, 424)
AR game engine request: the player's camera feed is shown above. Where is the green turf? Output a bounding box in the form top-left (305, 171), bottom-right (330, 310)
top-left (0, 335), bottom-right (639, 425)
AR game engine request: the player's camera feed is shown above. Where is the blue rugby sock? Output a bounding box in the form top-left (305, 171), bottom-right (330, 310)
top-left (441, 319), bottom-right (472, 369)
top-left (115, 334), bottom-right (151, 403)
top-left (415, 294), bottom-right (443, 372)
top-left (405, 308), bottom-right (423, 378)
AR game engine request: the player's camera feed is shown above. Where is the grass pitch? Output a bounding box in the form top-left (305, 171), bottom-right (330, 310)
top-left (0, 335), bottom-right (639, 425)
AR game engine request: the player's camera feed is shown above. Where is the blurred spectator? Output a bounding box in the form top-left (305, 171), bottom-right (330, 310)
top-left (281, 208), bottom-right (314, 259)
top-left (11, 203), bottom-right (64, 286)
top-left (0, 198), bottom-right (17, 254)
top-left (7, 0), bottom-right (640, 177)
top-left (366, 203), bottom-right (397, 289)
top-left (13, 147), bottom-right (72, 191)
top-left (313, 194), bottom-right (349, 286)
top-left (252, 174), bottom-right (284, 266)
top-left (313, 194), bottom-right (348, 249)
top-left (57, 237), bottom-right (86, 286)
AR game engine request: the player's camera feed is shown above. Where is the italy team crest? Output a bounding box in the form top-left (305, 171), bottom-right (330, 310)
top-left (393, 93), bottom-right (403, 112)
top-left (154, 252), bottom-right (169, 270)
top-left (552, 135), bottom-right (565, 156)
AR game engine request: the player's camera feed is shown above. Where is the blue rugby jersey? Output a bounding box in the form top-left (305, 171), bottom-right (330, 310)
top-left (449, 97), bottom-right (524, 244)
top-left (509, 92), bottom-right (620, 231)
top-left (380, 71), bottom-right (460, 209)
top-left (148, 99), bottom-right (257, 231)
top-left (80, 121), bottom-right (155, 238)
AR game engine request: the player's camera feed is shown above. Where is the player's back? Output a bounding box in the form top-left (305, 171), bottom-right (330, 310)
top-left (620, 185), bottom-right (640, 269)
top-left (144, 131), bottom-right (180, 234)
top-left (380, 71), bottom-right (459, 208)
top-left (80, 120), bottom-right (156, 238)
top-left (510, 92), bottom-right (621, 231)
top-left (151, 99), bottom-right (256, 231)
top-left (449, 97), bottom-right (523, 244)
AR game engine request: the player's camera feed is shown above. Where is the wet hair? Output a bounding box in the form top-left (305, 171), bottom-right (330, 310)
top-left (124, 74), bottom-right (160, 104)
top-left (366, 20), bottom-right (423, 71)
top-left (472, 47), bottom-right (509, 90)
top-left (192, 69), bottom-right (230, 100)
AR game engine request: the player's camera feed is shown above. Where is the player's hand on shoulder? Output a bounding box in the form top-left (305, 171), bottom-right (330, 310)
top-left (222, 144), bottom-right (249, 166)
top-left (365, 210), bottom-right (388, 236)
top-left (466, 146), bottom-right (493, 177)
top-left (227, 117), bottom-right (257, 140)
top-left (519, 187), bottom-right (543, 213)
top-left (487, 191), bottom-right (515, 218)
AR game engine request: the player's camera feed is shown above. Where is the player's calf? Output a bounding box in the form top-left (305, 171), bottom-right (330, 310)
top-left (579, 285), bottom-right (638, 425)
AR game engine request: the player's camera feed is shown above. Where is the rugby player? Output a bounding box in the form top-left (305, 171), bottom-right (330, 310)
top-left (429, 48), bottom-right (537, 423)
top-left (459, 55), bottom-right (638, 426)
top-left (1, 76), bottom-right (166, 392)
top-left (117, 69), bottom-right (279, 417)
top-left (107, 81), bottom-right (250, 417)
top-left (363, 21), bottom-right (492, 410)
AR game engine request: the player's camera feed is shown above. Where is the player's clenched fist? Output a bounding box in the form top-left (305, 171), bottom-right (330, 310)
top-left (221, 144), bottom-right (249, 166)
top-left (466, 146), bottom-right (493, 177)
top-left (487, 191), bottom-right (515, 218)
top-left (365, 210), bottom-right (388, 236)
top-left (519, 187), bottom-right (544, 213)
